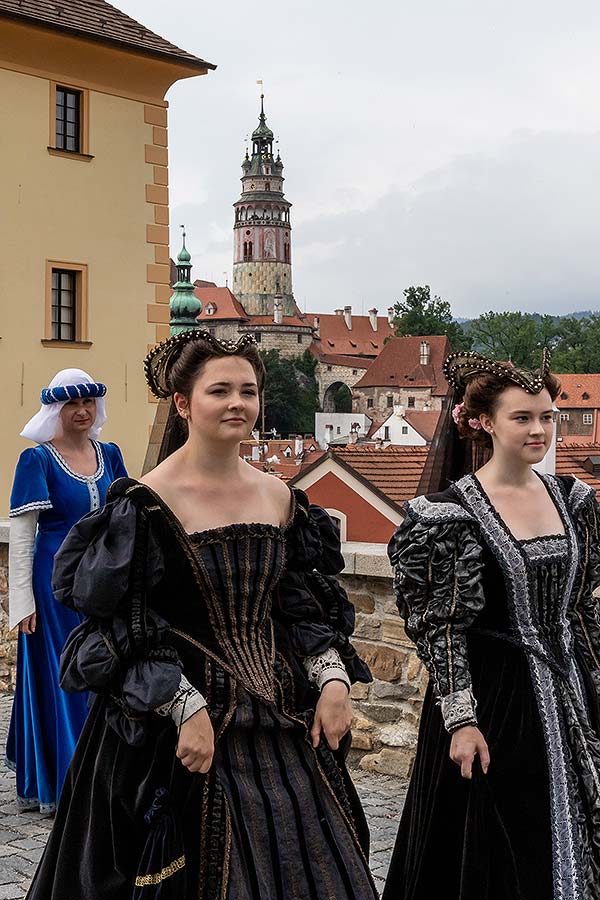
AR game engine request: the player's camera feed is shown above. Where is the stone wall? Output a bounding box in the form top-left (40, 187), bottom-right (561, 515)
top-left (338, 546), bottom-right (425, 778)
top-left (0, 524), bottom-right (16, 693)
top-left (352, 385), bottom-right (443, 418)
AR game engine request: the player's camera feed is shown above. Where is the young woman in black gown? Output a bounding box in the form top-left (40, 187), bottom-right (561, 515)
top-left (383, 351), bottom-right (600, 900)
top-left (27, 331), bottom-right (378, 900)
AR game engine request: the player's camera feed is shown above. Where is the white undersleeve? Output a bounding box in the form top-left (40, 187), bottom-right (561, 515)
top-left (8, 510), bottom-right (38, 630)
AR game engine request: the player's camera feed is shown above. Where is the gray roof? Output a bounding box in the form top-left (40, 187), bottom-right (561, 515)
top-left (0, 0), bottom-right (215, 69)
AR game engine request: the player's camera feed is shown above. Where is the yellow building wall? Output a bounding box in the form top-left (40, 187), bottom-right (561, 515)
top-left (0, 21), bottom-right (206, 514)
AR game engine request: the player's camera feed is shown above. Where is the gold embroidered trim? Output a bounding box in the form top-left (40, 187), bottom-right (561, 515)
top-left (134, 854), bottom-right (186, 887)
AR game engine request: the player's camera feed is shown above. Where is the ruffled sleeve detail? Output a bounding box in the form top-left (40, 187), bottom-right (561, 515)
top-left (274, 489), bottom-right (371, 686)
top-left (9, 447), bottom-right (52, 517)
top-left (567, 481), bottom-right (600, 682)
top-left (54, 496), bottom-right (182, 746)
top-left (388, 503), bottom-right (486, 732)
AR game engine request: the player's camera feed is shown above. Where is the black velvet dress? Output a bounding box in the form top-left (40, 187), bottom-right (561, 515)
top-left (383, 473), bottom-right (600, 900)
top-left (26, 478), bottom-right (378, 900)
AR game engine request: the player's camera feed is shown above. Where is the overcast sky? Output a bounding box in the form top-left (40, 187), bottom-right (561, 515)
top-left (120, 0), bottom-right (600, 318)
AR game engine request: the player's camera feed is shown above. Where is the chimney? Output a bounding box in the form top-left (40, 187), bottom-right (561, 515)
top-left (334, 308), bottom-right (343, 316)
top-left (274, 295), bottom-right (283, 325)
top-left (387, 307), bottom-right (395, 326)
top-left (368, 308), bottom-right (378, 331)
top-left (343, 305), bottom-right (352, 330)
top-left (294, 435), bottom-right (303, 457)
top-left (349, 430), bottom-right (358, 444)
top-left (324, 424), bottom-right (333, 447)
top-left (251, 445), bottom-right (259, 462)
top-left (420, 340), bottom-right (431, 365)
top-left (313, 315), bottom-right (320, 337)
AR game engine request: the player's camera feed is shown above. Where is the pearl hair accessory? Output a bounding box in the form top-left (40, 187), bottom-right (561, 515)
top-left (144, 330), bottom-right (259, 399)
top-left (443, 348), bottom-right (552, 395)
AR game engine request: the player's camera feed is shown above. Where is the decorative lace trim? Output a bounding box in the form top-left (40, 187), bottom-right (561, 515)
top-left (304, 647), bottom-right (351, 691)
top-left (454, 473), bottom-right (583, 899)
top-left (568, 477), bottom-right (595, 515)
top-left (43, 440), bottom-right (105, 484)
top-left (9, 500), bottom-right (52, 517)
top-left (440, 687), bottom-right (478, 733)
top-left (154, 674), bottom-right (207, 726)
top-left (521, 534), bottom-right (569, 563)
top-left (406, 494), bottom-right (476, 525)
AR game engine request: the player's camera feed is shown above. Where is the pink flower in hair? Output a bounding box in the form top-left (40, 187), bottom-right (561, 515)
top-left (452, 402), bottom-right (464, 424)
top-left (468, 417), bottom-right (483, 430)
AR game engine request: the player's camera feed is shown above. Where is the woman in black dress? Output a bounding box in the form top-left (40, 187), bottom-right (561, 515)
top-left (27, 331), bottom-right (378, 900)
top-left (383, 350), bottom-right (600, 900)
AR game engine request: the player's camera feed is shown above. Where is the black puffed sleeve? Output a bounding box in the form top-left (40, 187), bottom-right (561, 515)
top-left (388, 500), bottom-right (486, 732)
top-left (54, 497), bottom-right (182, 746)
top-left (566, 479), bottom-right (600, 688)
top-left (274, 488), bottom-right (371, 685)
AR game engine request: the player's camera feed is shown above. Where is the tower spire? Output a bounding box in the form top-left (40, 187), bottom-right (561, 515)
top-left (170, 226), bottom-right (202, 335)
top-left (232, 99), bottom-right (294, 316)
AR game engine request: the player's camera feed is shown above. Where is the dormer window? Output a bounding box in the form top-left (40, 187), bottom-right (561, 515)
top-left (205, 302), bottom-right (217, 316)
top-left (583, 392), bottom-right (590, 400)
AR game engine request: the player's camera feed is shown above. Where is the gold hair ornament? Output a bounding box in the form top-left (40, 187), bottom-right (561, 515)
top-left (443, 347), bottom-right (552, 395)
top-left (144, 330), bottom-right (259, 399)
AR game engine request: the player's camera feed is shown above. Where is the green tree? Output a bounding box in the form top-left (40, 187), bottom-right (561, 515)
top-left (552, 315), bottom-right (600, 373)
top-left (392, 285), bottom-right (470, 350)
top-left (468, 311), bottom-right (544, 366)
top-left (260, 349), bottom-right (320, 434)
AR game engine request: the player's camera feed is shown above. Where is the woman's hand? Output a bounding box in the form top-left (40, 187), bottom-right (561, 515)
top-left (177, 708), bottom-right (214, 773)
top-left (311, 680), bottom-right (352, 751)
top-left (18, 613), bottom-right (36, 635)
top-left (450, 725), bottom-right (490, 779)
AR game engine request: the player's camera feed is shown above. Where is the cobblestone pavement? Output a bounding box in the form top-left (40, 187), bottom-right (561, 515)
top-left (0, 694), bottom-right (405, 897)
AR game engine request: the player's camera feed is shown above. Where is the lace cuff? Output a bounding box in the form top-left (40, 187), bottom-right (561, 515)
top-left (154, 674), bottom-right (207, 727)
top-left (304, 647), bottom-right (351, 691)
top-left (440, 687), bottom-right (478, 733)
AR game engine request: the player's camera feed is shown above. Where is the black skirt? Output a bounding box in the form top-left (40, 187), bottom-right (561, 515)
top-left (382, 634), bottom-right (553, 900)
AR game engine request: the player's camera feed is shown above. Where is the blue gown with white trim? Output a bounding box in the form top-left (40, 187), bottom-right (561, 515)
top-left (6, 440), bottom-right (127, 814)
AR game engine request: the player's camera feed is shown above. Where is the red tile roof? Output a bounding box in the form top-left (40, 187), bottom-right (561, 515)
top-left (556, 374), bottom-right (600, 408)
top-left (292, 445), bottom-right (429, 507)
top-left (308, 313), bottom-right (395, 358)
top-left (555, 444), bottom-right (600, 495)
top-left (403, 409), bottom-right (442, 441)
top-left (353, 335), bottom-right (452, 396)
top-left (0, 0), bottom-right (215, 69)
top-left (195, 287), bottom-right (249, 322)
top-left (313, 351), bottom-right (371, 369)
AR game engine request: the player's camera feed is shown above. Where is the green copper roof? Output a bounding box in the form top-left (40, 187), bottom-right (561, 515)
top-left (252, 94), bottom-right (274, 141)
top-left (170, 229), bottom-right (201, 335)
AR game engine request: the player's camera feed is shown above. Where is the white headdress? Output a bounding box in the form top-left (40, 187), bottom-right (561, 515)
top-left (20, 369), bottom-right (108, 444)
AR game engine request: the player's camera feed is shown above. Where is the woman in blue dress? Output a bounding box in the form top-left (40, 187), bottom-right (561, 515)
top-left (6, 367), bottom-right (127, 815)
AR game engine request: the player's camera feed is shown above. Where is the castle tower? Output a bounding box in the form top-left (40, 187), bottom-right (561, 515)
top-left (232, 96), bottom-right (294, 316)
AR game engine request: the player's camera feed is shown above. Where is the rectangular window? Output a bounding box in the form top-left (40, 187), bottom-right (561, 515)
top-left (43, 261), bottom-right (89, 346)
top-left (51, 269), bottom-right (76, 340)
top-left (297, 334), bottom-right (303, 343)
top-left (384, 426), bottom-right (390, 440)
top-left (583, 413), bottom-right (593, 425)
top-left (560, 413), bottom-right (570, 422)
top-left (367, 398), bottom-right (374, 409)
top-left (387, 395), bottom-right (393, 408)
top-left (56, 86), bottom-right (81, 153)
top-left (402, 425), bottom-right (409, 434)
top-left (407, 396), bottom-right (415, 408)
top-left (254, 332), bottom-right (262, 343)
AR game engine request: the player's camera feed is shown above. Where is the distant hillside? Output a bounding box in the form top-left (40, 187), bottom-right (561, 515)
top-left (456, 310), bottom-right (599, 327)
